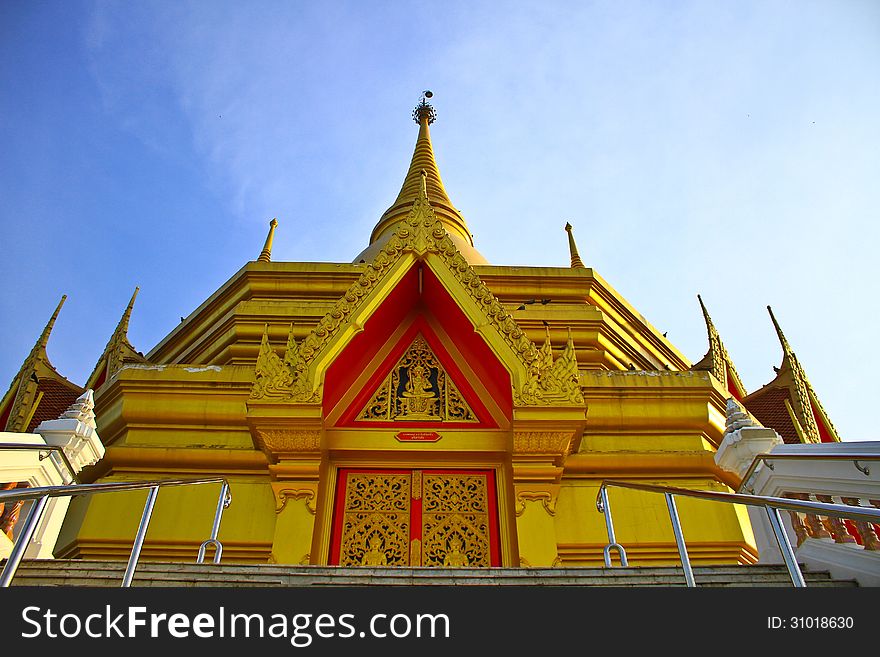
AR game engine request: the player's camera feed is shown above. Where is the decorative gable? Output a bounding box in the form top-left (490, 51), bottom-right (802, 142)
top-left (247, 172), bottom-right (583, 410)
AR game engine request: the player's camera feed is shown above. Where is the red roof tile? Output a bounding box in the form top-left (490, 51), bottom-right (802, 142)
top-left (26, 379), bottom-right (83, 433)
top-left (743, 386), bottom-right (801, 444)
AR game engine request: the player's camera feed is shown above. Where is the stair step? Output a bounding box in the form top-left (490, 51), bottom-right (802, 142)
top-left (6, 560), bottom-right (858, 587)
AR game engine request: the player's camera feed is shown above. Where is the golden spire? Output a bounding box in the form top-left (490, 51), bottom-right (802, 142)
top-left (564, 222), bottom-right (585, 269)
top-left (85, 287), bottom-right (147, 390)
top-left (692, 294), bottom-right (746, 398)
top-left (367, 93), bottom-right (476, 250)
top-left (257, 218), bottom-right (278, 263)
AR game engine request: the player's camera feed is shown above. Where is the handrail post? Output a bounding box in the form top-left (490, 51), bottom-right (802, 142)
top-left (596, 484), bottom-right (628, 567)
top-left (0, 495), bottom-right (49, 587)
top-left (765, 506), bottom-right (806, 587)
top-left (197, 481), bottom-right (231, 564)
top-left (122, 486), bottom-right (159, 588)
top-left (665, 493), bottom-right (695, 587)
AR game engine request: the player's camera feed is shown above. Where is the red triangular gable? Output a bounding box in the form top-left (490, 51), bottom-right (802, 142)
top-left (322, 263), bottom-right (511, 428)
top-left (334, 319), bottom-right (498, 428)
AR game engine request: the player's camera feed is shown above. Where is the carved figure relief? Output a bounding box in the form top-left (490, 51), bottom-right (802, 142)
top-left (357, 334), bottom-right (478, 423)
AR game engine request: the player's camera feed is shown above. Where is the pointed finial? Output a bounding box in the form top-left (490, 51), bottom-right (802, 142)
top-left (117, 287), bottom-right (139, 334)
top-left (697, 294), bottom-right (712, 325)
top-left (564, 222), bottom-right (585, 269)
top-left (257, 218), bottom-right (279, 263)
top-left (413, 91), bottom-right (436, 125)
top-left (37, 295), bottom-right (67, 354)
top-left (538, 324), bottom-right (553, 369)
top-left (767, 305), bottom-right (793, 356)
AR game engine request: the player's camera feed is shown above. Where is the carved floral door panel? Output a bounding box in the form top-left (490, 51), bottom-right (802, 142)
top-left (329, 468), bottom-right (500, 567)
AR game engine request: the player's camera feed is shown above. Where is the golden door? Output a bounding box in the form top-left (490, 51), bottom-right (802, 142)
top-left (329, 468), bottom-right (500, 567)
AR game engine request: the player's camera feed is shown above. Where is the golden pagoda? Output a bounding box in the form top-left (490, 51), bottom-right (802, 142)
top-left (3, 95), bottom-right (842, 569)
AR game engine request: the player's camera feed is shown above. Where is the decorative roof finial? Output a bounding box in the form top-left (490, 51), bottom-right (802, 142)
top-left (564, 222), bottom-right (585, 269)
top-left (257, 218), bottom-right (278, 263)
top-left (692, 294), bottom-right (746, 399)
top-left (413, 90), bottom-right (436, 125)
top-left (767, 305), bottom-right (792, 356)
top-left (119, 287), bottom-right (139, 335)
top-left (35, 295), bottom-right (67, 356)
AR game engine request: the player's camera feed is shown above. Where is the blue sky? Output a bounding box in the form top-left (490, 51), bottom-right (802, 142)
top-left (1, 1), bottom-right (878, 440)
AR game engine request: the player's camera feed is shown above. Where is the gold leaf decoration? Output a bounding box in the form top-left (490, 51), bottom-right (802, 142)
top-left (357, 334), bottom-right (478, 423)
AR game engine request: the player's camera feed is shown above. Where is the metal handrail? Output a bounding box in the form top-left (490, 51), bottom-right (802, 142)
top-left (597, 479), bottom-right (880, 588)
top-left (0, 443), bottom-right (79, 484)
top-left (0, 477), bottom-right (231, 588)
top-left (739, 453), bottom-right (879, 493)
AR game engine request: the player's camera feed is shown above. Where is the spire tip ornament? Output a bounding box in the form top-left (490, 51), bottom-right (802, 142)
top-left (413, 91), bottom-right (436, 125)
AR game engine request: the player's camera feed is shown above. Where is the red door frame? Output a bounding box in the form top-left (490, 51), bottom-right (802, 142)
top-left (329, 467), bottom-right (501, 567)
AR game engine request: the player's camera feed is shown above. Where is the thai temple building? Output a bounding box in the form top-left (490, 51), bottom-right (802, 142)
top-left (1, 96), bottom-right (863, 576)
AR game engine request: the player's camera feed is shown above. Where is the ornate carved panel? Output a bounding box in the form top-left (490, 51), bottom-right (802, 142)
top-left (337, 473), bottom-right (411, 567)
top-left (357, 334), bottom-right (478, 423)
top-left (330, 468), bottom-right (499, 567)
top-left (421, 473), bottom-right (492, 568)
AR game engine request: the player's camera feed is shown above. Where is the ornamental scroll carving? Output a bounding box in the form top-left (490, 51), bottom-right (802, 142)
top-left (275, 489), bottom-right (317, 515)
top-left (248, 174), bottom-right (583, 408)
top-left (513, 432), bottom-right (575, 456)
top-left (515, 491), bottom-right (557, 517)
top-left (358, 334), bottom-right (478, 423)
top-left (254, 429), bottom-right (321, 454)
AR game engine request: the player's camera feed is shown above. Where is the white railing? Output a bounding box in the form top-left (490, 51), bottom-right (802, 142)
top-left (739, 442), bottom-right (880, 586)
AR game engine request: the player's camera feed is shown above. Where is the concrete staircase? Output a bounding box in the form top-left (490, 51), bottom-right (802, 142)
top-left (8, 560), bottom-right (859, 587)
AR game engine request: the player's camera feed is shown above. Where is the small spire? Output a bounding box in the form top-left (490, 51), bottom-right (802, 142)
top-left (564, 222), bottom-right (585, 269)
top-left (257, 218), bottom-right (278, 263)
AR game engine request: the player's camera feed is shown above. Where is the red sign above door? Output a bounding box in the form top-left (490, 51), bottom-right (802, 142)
top-left (395, 431), bottom-right (442, 443)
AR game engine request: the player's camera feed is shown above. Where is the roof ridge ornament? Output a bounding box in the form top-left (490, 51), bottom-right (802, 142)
top-left (85, 287), bottom-right (148, 390)
top-left (765, 305), bottom-right (839, 442)
top-left (692, 294), bottom-right (746, 399)
top-left (1, 295), bottom-right (68, 431)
